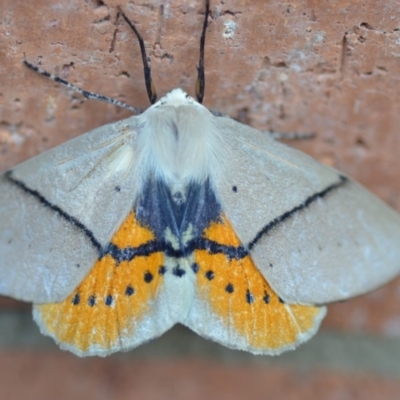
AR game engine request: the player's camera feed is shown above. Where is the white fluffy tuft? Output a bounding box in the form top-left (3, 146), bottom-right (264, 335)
top-left (134, 89), bottom-right (227, 192)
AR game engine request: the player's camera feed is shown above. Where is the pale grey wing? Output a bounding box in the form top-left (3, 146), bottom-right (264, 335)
top-left (0, 117), bottom-right (140, 303)
top-left (212, 116), bottom-right (400, 304)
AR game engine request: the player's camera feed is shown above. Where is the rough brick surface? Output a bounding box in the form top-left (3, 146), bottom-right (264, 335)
top-left (325, 276), bottom-right (400, 337)
top-left (1, 352), bottom-right (400, 400)
top-left (1, 0), bottom-right (400, 396)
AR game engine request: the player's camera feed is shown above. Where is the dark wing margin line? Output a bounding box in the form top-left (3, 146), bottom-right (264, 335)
top-left (248, 175), bottom-right (349, 251)
top-left (104, 238), bottom-right (248, 264)
top-left (5, 170), bottom-right (103, 255)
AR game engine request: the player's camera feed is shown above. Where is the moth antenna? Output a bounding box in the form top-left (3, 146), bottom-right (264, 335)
top-left (118, 8), bottom-right (157, 104)
top-left (195, 0), bottom-right (210, 104)
top-left (23, 60), bottom-right (141, 114)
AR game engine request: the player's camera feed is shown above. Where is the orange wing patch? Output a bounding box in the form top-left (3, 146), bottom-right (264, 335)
top-left (34, 212), bottom-right (164, 355)
top-left (194, 214), bottom-right (325, 352)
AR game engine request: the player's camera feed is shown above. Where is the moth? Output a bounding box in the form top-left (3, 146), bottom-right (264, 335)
top-left (1, 1), bottom-right (400, 357)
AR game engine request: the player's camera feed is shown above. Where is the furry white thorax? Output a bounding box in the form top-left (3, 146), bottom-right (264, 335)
top-left (134, 88), bottom-right (224, 194)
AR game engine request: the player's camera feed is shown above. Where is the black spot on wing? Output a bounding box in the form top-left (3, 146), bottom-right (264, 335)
top-left (144, 271), bottom-right (153, 283)
top-left (172, 266), bottom-right (186, 277)
top-left (105, 295), bottom-right (113, 306)
top-left (72, 293), bottom-right (80, 305)
top-left (225, 283), bottom-right (234, 293)
top-left (191, 263), bottom-right (200, 273)
top-left (125, 286), bottom-right (135, 296)
top-left (88, 295), bottom-right (96, 306)
top-left (246, 290), bottom-right (254, 304)
top-left (205, 270), bottom-right (214, 280)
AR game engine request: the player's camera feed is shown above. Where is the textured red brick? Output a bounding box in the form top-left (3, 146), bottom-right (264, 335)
top-left (0, 353), bottom-right (400, 400)
top-left (0, 297), bottom-right (29, 311)
top-left (1, 0), bottom-right (400, 345)
top-left (324, 275), bottom-right (400, 337)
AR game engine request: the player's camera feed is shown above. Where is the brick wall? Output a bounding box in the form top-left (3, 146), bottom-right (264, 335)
top-left (1, 0), bottom-right (400, 398)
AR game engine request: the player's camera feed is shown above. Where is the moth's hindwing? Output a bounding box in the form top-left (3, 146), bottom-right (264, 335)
top-left (181, 193), bottom-right (326, 355)
top-left (33, 210), bottom-right (167, 357)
